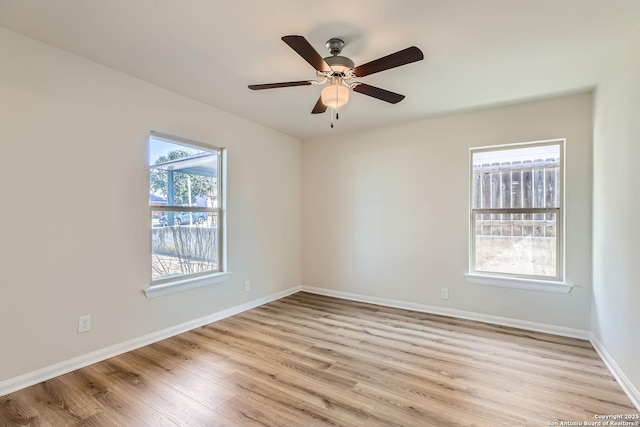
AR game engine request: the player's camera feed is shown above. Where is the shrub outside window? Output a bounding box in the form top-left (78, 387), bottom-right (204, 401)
top-left (470, 139), bottom-right (564, 282)
top-left (149, 133), bottom-right (223, 284)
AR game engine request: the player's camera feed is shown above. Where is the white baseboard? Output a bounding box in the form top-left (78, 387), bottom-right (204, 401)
top-left (590, 334), bottom-right (640, 411)
top-left (0, 286), bottom-right (302, 398)
top-left (300, 286), bottom-right (590, 339)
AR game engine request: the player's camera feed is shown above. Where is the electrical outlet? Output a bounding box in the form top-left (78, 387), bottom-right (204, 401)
top-left (440, 288), bottom-right (449, 300)
top-left (78, 315), bottom-right (91, 333)
top-left (244, 281), bottom-right (251, 292)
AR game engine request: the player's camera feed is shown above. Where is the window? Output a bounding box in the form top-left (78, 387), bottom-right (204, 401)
top-left (468, 139), bottom-right (566, 290)
top-left (147, 132), bottom-right (227, 296)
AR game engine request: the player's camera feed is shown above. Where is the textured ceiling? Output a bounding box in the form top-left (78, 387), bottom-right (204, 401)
top-left (1, 0), bottom-right (639, 140)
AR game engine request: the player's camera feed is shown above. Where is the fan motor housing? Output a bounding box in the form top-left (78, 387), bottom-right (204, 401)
top-left (324, 56), bottom-right (354, 75)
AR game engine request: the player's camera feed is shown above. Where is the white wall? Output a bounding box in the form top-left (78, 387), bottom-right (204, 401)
top-left (0, 27), bottom-right (301, 382)
top-left (592, 25), bottom-right (640, 399)
top-left (302, 93), bottom-right (593, 330)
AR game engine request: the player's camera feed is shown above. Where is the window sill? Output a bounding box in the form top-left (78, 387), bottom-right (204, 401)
top-left (144, 272), bottom-right (233, 298)
top-left (464, 273), bottom-right (573, 294)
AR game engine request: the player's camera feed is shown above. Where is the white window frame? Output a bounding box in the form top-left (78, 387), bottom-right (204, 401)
top-left (144, 131), bottom-right (230, 298)
top-left (465, 138), bottom-right (572, 293)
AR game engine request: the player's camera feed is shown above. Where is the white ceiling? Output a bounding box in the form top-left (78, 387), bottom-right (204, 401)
top-left (1, 0), bottom-right (639, 140)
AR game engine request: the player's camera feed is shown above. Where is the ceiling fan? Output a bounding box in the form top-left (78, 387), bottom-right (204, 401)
top-left (248, 35), bottom-right (424, 126)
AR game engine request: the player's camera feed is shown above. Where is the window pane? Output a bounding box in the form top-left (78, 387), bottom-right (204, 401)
top-left (151, 211), bottom-right (219, 281)
top-left (474, 212), bottom-right (557, 277)
top-left (472, 144), bottom-right (560, 209)
top-left (149, 138), bottom-right (219, 209)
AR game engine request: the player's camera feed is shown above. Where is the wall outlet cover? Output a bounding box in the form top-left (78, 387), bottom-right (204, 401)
top-left (78, 315), bottom-right (91, 333)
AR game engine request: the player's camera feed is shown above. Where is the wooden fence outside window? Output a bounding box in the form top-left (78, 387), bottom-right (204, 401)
top-left (472, 158), bottom-right (560, 238)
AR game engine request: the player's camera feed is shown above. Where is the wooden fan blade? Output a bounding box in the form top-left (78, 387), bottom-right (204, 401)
top-left (352, 46), bottom-right (423, 77)
top-left (282, 35), bottom-right (331, 72)
top-left (248, 81), bottom-right (313, 90)
top-left (353, 83), bottom-right (405, 104)
top-left (311, 96), bottom-right (327, 114)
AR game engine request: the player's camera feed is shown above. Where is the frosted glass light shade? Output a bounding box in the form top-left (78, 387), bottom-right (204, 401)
top-left (321, 83), bottom-right (350, 109)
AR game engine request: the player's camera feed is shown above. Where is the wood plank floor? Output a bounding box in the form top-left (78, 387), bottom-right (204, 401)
top-left (1, 292), bottom-right (637, 426)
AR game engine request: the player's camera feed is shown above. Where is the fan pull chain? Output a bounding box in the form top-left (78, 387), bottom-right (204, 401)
top-left (329, 108), bottom-right (341, 129)
top-left (335, 84), bottom-right (339, 122)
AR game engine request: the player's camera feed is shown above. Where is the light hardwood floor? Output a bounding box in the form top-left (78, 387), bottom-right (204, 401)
top-left (1, 292), bottom-right (637, 426)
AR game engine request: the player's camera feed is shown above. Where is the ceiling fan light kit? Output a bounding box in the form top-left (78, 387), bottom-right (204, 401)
top-left (249, 35), bottom-right (424, 127)
top-left (321, 77), bottom-right (350, 109)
